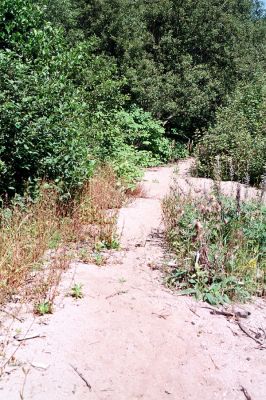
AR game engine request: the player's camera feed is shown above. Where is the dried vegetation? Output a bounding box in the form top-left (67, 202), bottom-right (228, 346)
top-left (0, 167), bottom-right (124, 310)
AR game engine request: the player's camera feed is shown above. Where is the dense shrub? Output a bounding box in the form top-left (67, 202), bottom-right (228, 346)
top-left (0, 45), bottom-right (91, 198)
top-left (72, 0), bottom-right (266, 136)
top-left (0, 0), bottom-right (265, 200)
top-left (84, 107), bottom-right (187, 188)
top-left (0, 168), bottom-right (124, 306)
top-left (0, 1), bottom-right (126, 199)
top-left (195, 76), bottom-right (266, 185)
top-left (163, 189), bottom-right (266, 305)
top-left (116, 107), bottom-right (188, 163)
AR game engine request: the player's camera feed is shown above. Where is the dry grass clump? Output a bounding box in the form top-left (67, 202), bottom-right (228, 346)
top-left (125, 183), bottom-right (146, 199)
top-left (73, 166), bottom-right (125, 244)
top-left (0, 188), bottom-right (61, 305)
top-left (0, 166), bottom-right (124, 307)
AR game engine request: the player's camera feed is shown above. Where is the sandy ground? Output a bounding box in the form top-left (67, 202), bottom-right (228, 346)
top-left (0, 159), bottom-right (265, 400)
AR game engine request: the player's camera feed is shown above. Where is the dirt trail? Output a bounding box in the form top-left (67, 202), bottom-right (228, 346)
top-left (1, 160), bottom-right (265, 400)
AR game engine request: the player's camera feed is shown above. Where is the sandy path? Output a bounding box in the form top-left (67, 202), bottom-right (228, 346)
top-left (1, 160), bottom-right (265, 400)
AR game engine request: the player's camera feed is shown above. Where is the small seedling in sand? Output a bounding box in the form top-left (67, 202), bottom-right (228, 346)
top-left (95, 237), bottom-right (120, 251)
top-left (71, 283), bottom-right (84, 299)
top-left (93, 252), bottom-right (104, 266)
top-left (78, 248), bottom-right (91, 263)
top-left (35, 301), bottom-right (52, 316)
top-left (108, 237), bottom-right (120, 250)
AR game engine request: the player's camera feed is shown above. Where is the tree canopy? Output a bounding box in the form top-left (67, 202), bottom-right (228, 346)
top-left (0, 0), bottom-right (265, 198)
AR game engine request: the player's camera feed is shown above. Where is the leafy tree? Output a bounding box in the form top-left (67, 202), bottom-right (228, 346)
top-left (1, 0), bottom-right (265, 200)
top-left (195, 73), bottom-right (266, 184)
top-left (0, 1), bottom-right (125, 198)
top-left (72, 0), bottom-right (266, 136)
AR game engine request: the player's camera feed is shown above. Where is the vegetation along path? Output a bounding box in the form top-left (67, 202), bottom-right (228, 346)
top-left (1, 160), bottom-right (265, 400)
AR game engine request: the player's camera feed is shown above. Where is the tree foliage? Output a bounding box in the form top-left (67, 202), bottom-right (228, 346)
top-left (0, 0), bottom-right (265, 199)
top-left (72, 0), bottom-right (266, 135)
top-left (195, 75), bottom-right (266, 184)
top-left (0, 1), bottom-right (125, 197)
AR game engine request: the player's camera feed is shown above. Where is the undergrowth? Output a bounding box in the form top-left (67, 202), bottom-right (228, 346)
top-left (162, 185), bottom-right (265, 305)
top-left (0, 166), bottom-right (124, 308)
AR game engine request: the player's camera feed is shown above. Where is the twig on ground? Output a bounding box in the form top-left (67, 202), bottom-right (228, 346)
top-left (152, 312), bottom-right (170, 320)
top-left (0, 309), bottom-right (24, 323)
top-left (209, 354), bottom-right (219, 370)
top-left (188, 306), bottom-right (200, 317)
top-left (227, 325), bottom-right (239, 336)
top-left (87, 341), bottom-right (100, 346)
top-left (105, 290), bottom-right (128, 299)
top-left (201, 306), bottom-right (235, 318)
top-left (70, 364), bottom-right (92, 391)
top-left (240, 385), bottom-right (252, 400)
top-left (20, 367), bottom-right (30, 400)
top-left (236, 322), bottom-right (264, 346)
top-left (130, 286), bottom-right (145, 291)
top-left (202, 306), bottom-right (250, 319)
top-left (14, 334), bottom-right (46, 342)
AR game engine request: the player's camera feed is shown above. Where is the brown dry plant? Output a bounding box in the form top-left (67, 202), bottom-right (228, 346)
top-left (0, 166), bottom-right (125, 308)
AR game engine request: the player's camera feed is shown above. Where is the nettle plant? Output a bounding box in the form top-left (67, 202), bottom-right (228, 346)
top-left (162, 188), bottom-right (265, 305)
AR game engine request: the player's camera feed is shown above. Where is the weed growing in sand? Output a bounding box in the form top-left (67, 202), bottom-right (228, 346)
top-left (71, 283), bottom-right (84, 299)
top-left (77, 248), bottom-right (91, 263)
top-left (35, 301), bottom-right (52, 315)
top-left (93, 252), bottom-right (105, 266)
top-left (95, 236), bottom-right (120, 251)
top-left (162, 189), bottom-right (265, 305)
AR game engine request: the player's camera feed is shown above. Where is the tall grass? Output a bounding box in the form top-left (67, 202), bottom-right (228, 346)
top-left (0, 166), bottom-right (124, 308)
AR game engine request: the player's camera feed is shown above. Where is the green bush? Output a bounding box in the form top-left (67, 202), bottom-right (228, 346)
top-left (163, 190), bottom-right (265, 305)
top-left (0, 1), bottom-right (127, 199)
top-left (72, 0), bottom-right (266, 136)
top-left (0, 45), bottom-right (92, 198)
top-left (87, 106), bottom-right (187, 188)
top-left (195, 76), bottom-right (266, 185)
top-left (116, 107), bottom-right (170, 162)
top-left (1, 0), bottom-right (264, 201)
top-left (116, 106), bottom-right (188, 162)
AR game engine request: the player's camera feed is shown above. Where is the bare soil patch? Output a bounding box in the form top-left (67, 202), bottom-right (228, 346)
top-left (0, 160), bottom-right (265, 400)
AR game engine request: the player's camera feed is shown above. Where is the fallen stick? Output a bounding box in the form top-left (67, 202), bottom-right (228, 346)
top-left (202, 306), bottom-right (250, 319)
top-left (70, 364), bottom-right (92, 391)
top-left (227, 325), bottom-right (239, 337)
top-left (14, 334), bottom-right (46, 342)
top-left (240, 385), bottom-right (252, 400)
top-left (201, 306), bottom-right (235, 317)
top-left (188, 307), bottom-right (200, 318)
top-left (152, 312), bottom-right (170, 320)
top-left (20, 367), bottom-right (30, 400)
top-left (0, 308), bottom-right (24, 323)
top-left (209, 354), bottom-right (219, 370)
top-left (237, 322), bottom-right (264, 346)
top-left (105, 290), bottom-right (127, 299)
top-left (210, 309), bottom-right (235, 317)
top-left (87, 340), bottom-right (100, 346)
